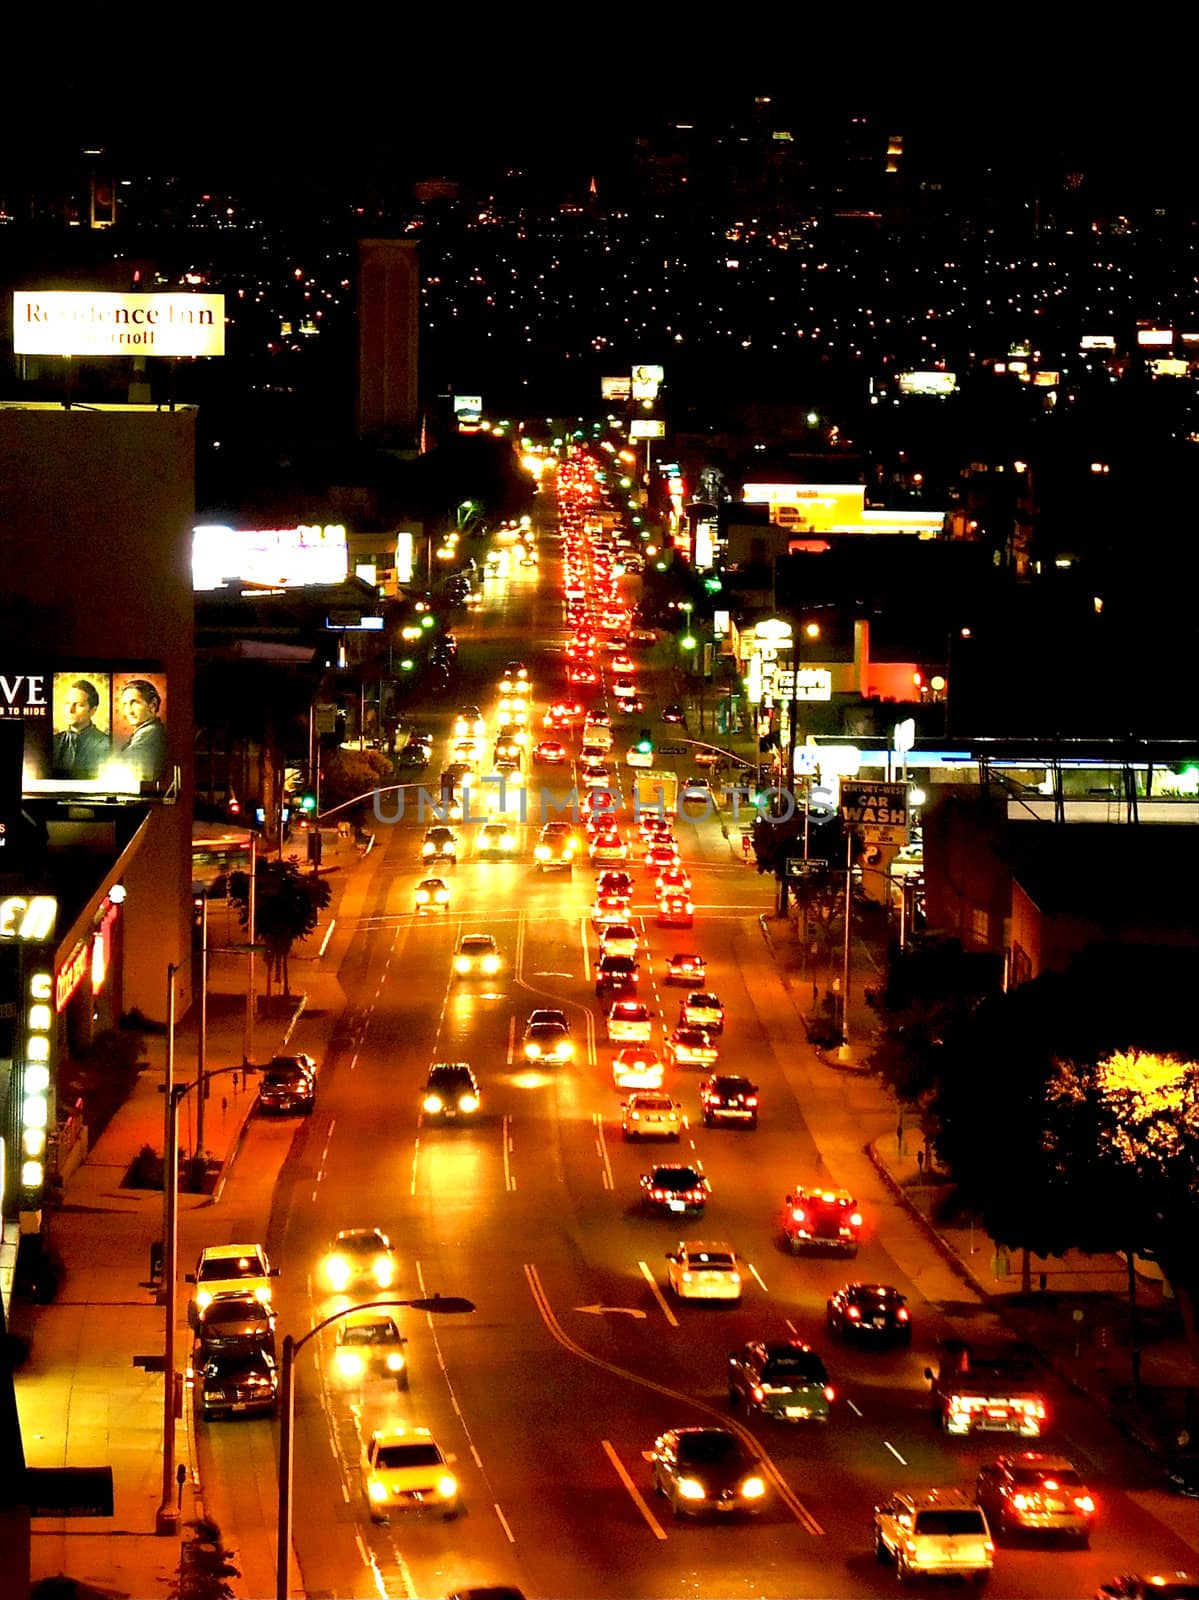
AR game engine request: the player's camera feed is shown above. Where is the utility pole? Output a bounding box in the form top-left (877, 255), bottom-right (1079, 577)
top-left (195, 897), bottom-right (209, 1160)
top-left (155, 965), bottom-right (180, 1536)
top-left (839, 827), bottom-right (854, 1059)
top-left (243, 835), bottom-right (257, 1067)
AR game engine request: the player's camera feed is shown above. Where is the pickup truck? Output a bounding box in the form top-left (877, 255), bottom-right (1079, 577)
top-left (924, 1342), bottom-right (1047, 1437)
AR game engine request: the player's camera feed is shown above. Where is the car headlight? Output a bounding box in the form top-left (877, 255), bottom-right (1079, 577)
top-left (196, 1289), bottom-right (214, 1311)
top-left (436, 1473), bottom-right (458, 1499)
top-left (422, 843), bottom-right (435, 856)
top-left (368, 1479), bottom-right (388, 1503)
top-left (525, 1041), bottom-right (541, 1058)
top-left (415, 890), bottom-right (429, 902)
top-left (563, 846), bottom-right (575, 859)
top-left (335, 1348), bottom-right (365, 1380)
top-left (423, 1093), bottom-right (444, 1113)
top-left (255, 1286), bottom-right (273, 1304)
top-left (558, 1041), bottom-right (574, 1059)
top-left (677, 1478), bottom-right (706, 1500)
top-left (324, 1255), bottom-right (350, 1292)
top-left (372, 1258), bottom-right (395, 1287)
top-left (500, 833), bottom-right (514, 848)
top-left (386, 1351), bottom-right (405, 1372)
top-left (740, 1477), bottom-right (766, 1500)
top-left (482, 955), bottom-right (500, 974)
top-left (535, 845), bottom-right (550, 860)
top-left (436, 890), bottom-right (449, 903)
top-left (454, 956), bottom-right (471, 973)
top-left (458, 1094), bottom-right (480, 1113)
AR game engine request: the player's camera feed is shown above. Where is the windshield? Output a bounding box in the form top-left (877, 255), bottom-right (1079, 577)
top-left (1011, 1466), bottom-right (1083, 1487)
top-left (203, 1299), bottom-right (269, 1325)
top-left (656, 1169), bottom-right (700, 1188)
top-left (677, 1433), bottom-right (741, 1466)
top-left (339, 1234), bottom-right (384, 1254)
top-left (914, 1511), bottom-right (987, 1536)
top-left (375, 1443), bottom-right (442, 1471)
top-left (430, 1070), bottom-right (472, 1090)
top-left (764, 1353), bottom-right (826, 1382)
top-left (460, 938), bottom-right (495, 953)
top-left (341, 1323), bottom-right (398, 1345)
top-left (199, 1255), bottom-right (263, 1282)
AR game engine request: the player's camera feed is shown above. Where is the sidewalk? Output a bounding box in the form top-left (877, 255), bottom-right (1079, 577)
top-left (759, 910), bottom-right (1199, 1494)
top-left (14, 828), bottom-right (375, 1600)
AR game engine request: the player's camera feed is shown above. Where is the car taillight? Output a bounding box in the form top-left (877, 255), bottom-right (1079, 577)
top-left (847, 1306), bottom-right (861, 1320)
top-left (896, 1306), bottom-right (910, 1321)
top-left (849, 1212), bottom-right (863, 1228)
top-left (745, 1096), bottom-right (758, 1106)
top-left (651, 1189), bottom-right (665, 1200)
top-left (791, 1208), bottom-right (805, 1222)
top-left (1074, 1495), bottom-right (1095, 1513)
top-left (824, 1386), bottom-right (835, 1402)
top-left (1012, 1494), bottom-right (1030, 1510)
top-left (752, 1386), bottom-right (765, 1403)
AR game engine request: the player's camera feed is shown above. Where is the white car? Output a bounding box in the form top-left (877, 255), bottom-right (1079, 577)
top-left (665, 1240), bottom-right (743, 1302)
top-left (613, 1047), bottom-right (665, 1091)
top-left (622, 1093), bottom-right (683, 1140)
top-left (583, 724), bottom-right (613, 751)
top-left (607, 1001), bottom-right (653, 1043)
top-left (599, 922), bottom-right (639, 961)
top-left (454, 707), bottom-right (485, 738)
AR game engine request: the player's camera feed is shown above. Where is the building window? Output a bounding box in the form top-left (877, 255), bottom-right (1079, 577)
top-left (970, 907), bottom-right (989, 946)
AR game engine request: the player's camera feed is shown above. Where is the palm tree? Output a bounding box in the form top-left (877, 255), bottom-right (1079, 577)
top-left (228, 858), bottom-right (332, 998)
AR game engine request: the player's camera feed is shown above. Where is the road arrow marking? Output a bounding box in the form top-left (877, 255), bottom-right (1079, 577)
top-left (574, 1304), bottom-right (648, 1319)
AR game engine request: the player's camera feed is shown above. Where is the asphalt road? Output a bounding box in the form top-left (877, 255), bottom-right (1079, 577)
top-left (196, 485), bottom-right (1198, 1599)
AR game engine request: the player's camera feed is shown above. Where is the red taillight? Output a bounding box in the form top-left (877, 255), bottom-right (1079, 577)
top-left (849, 1212), bottom-right (863, 1228)
top-left (791, 1208), bottom-right (805, 1223)
top-left (896, 1306), bottom-right (910, 1322)
top-left (751, 1386), bottom-right (765, 1403)
top-left (745, 1096), bottom-right (758, 1106)
top-left (824, 1386), bottom-right (835, 1402)
top-left (847, 1305), bottom-right (861, 1320)
top-left (1074, 1495), bottom-right (1095, 1513)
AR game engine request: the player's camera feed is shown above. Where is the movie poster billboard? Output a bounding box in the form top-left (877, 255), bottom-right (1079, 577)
top-left (5, 663), bottom-right (171, 793)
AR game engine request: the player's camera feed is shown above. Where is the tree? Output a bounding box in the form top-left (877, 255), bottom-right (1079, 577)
top-left (228, 858), bottom-right (332, 997)
top-left (320, 747), bottom-right (394, 817)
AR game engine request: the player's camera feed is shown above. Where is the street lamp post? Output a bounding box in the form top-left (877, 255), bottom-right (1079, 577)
top-left (276, 1296), bottom-right (475, 1600)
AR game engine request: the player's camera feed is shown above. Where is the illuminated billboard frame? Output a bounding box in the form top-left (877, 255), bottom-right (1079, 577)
top-left (629, 418), bottom-right (665, 439)
top-left (631, 364), bottom-right (664, 401)
top-left (897, 371), bottom-right (957, 396)
top-left (192, 524), bottom-right (349, 590)
top-left (13, 291), bottom-right (225, 357)
top-left (601, 376), bottom-right (632, 400)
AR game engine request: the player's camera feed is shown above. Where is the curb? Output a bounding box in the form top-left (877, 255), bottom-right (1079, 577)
top-left (864, 1137), bottom-right (1178, 1476)
top-left (209, 994), bottom-right (307, 1205)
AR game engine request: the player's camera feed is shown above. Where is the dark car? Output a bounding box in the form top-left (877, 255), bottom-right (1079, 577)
top-left (640, 1164), bottom-right (710, 1216)
top-left (976, 1452), bottom-right (1095, 1544)
top-left (645, 1427), bottom-right (766, 1519)
top-left (728, 1340), bottom-right (834, 1423)
top-left (193, 1293), bottom-right (277, 1361)
top-left (398, 743), bottom-right (431, 769)
top-left (596, 954), bottom-right (639, 997)
top-left (699, 1075), bottom-right (759, 1128)
top-left (422, 1062), bottom-right (481, 1119)
top-left (257, 1054), bottom-right (316, 1115)
top-left (661, 704), bottom-right (685, 724)
top-left (826, 1282), bottom-right (911, 1343)
top-left (1096, 1577), bottom-right (1199, 1600)
top-left (198, 1348), bottom-right (279, 1420)
top-left (333, 1312), bottom-right (409, 1389)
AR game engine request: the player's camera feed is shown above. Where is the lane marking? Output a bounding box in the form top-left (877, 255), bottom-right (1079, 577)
top-left (602, 1438), bottom-right (667, 1541)
top-left (847, 1398), bottom-right (863, 1417)
top-left (318, 917), bottom-right (336, 958)
top-left (637, 1260), bottom-right (680, 1328)
top-left (503, 1113), bottom-right (515, 1192)
top-left (884, 1440), bottom-right (908, 1465)
top-left (506, 1014), bottom-right (515, 1066)
top-left (593, 1111), bottom-right (614, 1189)
top-left (409, 1137), bottom-right (420, 1197)
top-left (747, 1262), bottom-right (768, 1293)
top-left (494, 1502), bottom-right (516, 1543)
top-left (524, 1265), bottom-right (821, 1534)
top-left (580, 917), bottom-right (591, 982)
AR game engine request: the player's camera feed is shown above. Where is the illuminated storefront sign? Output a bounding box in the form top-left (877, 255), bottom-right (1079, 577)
top-left (601, 376), bottom-right (632, 400)
top-left (1137, 328), bottom-right (1173, 347)
top-left (192, 524), bottom-right (349, 590)
top-left (21, 969), bottom-right (54, 1199)
top-left (897, 371), bottom-right (957, 396)
top-left (1080, 335), bottom-right (1117, 350)
top-left (0, 895), bottom-right (57, 942)
top-left (694, 520), bottom-right (716, 570)
top-left (12, 292), bottom-right (225, 358)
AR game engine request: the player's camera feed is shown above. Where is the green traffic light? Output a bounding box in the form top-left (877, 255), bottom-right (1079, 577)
top-left (420, 615), bottom-right (435, 629)
top-left (299, 793), bottom-right (317, 814)
top-left (680, 634), bottom-right (696, 650)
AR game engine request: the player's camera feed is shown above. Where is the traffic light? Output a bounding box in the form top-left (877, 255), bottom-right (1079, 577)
top-left (299, 792), bottom-right (317, 816)
top-left (680, 634), bottom-right (696, 650)
top-left (636, 730), bottom-right (653, 755)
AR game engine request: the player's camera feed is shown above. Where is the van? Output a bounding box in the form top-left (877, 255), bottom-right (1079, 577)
top-left (873, 1487), bottom-right (993, 1582)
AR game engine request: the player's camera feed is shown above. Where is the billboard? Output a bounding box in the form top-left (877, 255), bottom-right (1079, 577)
top-left (3, 665), bottom-right (172, 792)
top-left (897, 371), bottom-right (957, 396)
top-left (192, 524), bottom-right (349, 590)
top-left (601, 376), bottom-right (632, 401)
top-left (631, 364), bottom-right (664, 401)
top-left (13, 291), bottom-right (225, 357)
top-left (629, 418), bottom-right (665, 439)
top-left (452, 394), bottom-right (483, 419)
top-left (1080, 334), bottom-right (1117, 350)
top-left (694, 519), bottom-right (717, 570)
top-left (1137, 328), bottom-right (1173, 347)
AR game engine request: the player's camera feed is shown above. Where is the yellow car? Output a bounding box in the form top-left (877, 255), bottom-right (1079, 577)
top-left (414, 877), bottom-right (450, 912)
top-left (453, 934), bottom-right (501, 976)
top-left (363, 1426), bottom-right (459, 1522)
top-left (320, 1228), bottom-right (397, 1293)
top-left (187, 1243), bottom-right (277, 1319)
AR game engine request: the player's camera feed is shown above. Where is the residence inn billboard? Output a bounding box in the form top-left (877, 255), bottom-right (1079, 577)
top-left (12, 292), bottom-right (225, 357)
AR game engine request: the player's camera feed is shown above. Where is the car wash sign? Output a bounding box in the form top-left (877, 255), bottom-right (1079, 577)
top-left (840, 780), bottom-right (908, 846)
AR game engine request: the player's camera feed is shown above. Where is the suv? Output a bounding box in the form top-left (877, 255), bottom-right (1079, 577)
top-left (534, 822), bottom-right (576, 870)
top-left (699, 1075), bottom-right (759, 1128)
top-left (728, 1340), bottom-right (833, 1422)
top-left (334, 1312), bottom-right (409, 1389)
top-left (873, 1488), bottom-right (994, 1583)
top-left (975, 1452), bottom-right (1095, 1544)
top-left (422, 1062), bottom-right (481, 1119)
top-left (781, 1186), bottom-right (862, 1255)
top-left (186, 1243), bottom-right (277, 1323)
top-left (257, 1054), bottom-right (316, 1115)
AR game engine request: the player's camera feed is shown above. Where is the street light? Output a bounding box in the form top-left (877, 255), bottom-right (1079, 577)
top-left (276, 1296), bottom-right (475, 1600)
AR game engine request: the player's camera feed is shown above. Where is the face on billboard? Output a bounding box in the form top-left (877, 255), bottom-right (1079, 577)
top-left (51, 672), bottom-right (113, 780)
top-left (113, 673), bottom-right (168, 782)
top-left (19, 664), bottom-right (170, 790)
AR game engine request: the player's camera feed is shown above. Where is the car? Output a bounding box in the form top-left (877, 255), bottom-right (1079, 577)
top-left (581, 763), bottom-right (613, 790)
top-left (596, 868), bottom-right (634, 897)
top-left (657, 894), bottom-right (693, 929)
top-left (681, 776), bottom-right (713, 803)
top-left (502, 659), bottom-right (529, 684)
top-left (630, 627), bottom-right (657, 645)
top-left (423, 1062), bottom-right (481, 1119)
top-left (613, 1046), bottom-right (665, 1091)
top-left (663, 1026), bottom-right (718, 1069)
top-left (610, 655), bottom-right (635, 674)
top-left (596, 954), bottom-right (639, 997)
top-left (975, 1452), bottom-right (1095, 1544)
top-left (699, 1075), bottom-right (758, 1127)
top-left (826, 1282), bottom-right (911, 1342)
top-left (782, 1186), bottom-right (862, 1255)
top-left (599, 922), bottom-right (639, 960)
top-left (198, 1348), bottom-right (279, 1420)
top-left (615, 694), bottom-right (645, 714)
top-left (680, 992), bottom-right (723, 1034)
top-left (445, 1588), bottom-right (528, 1600)
top-left (661, 704), bottom-right (685, 724)
top-left (582, 723), bottom-right (614, 750)
top-left (532, 740), bottom-right (568, 765)
top-left (542, 705), bottom-right (574, 731)
top-left (454, 706), bottom-right (485, 738)
top-left (645, 1428), bottom-right (766, 1520)
top-left (397, 743), bottom-right (430, 770)
top-left (257, 1054), bottom-right (316, 1114)
top-left (193, 1293), bottom-right (277, 1362)
top-left (874, 1488), bottom-right (995, 1583)
top-left (414, 876), bottom-right (451, 913)
top-left (320, 1228), bottom-right (398, 1293)
top-left (422, 827), bottom-right (458, 863)
top-left (569, 665), bottom-right (598, 685)
top-left (451, 741), bottom-right (479, 768)
top-left (638, 813), bottom-right (673, 840)
top-left (186, 1244), bottom-right (277, 1320)
top-left (522, 1018), bottom-right (573, 1063)
top-left (728, 1340), bottom-right (834, 1422)
top-left (1096, 1577), bottom-right (1199, 1600)
top-left (477, 820), bottom-right (517, 858)
top-left (589, 833), bottom-right (629, 863)
top-left (621, 1093), bottom-right (683, 1140)
top-left (493, 758), bottom-right (523, 785)
top-left (333, 1312), bottom-right (409, 1388)
top-left (640, 1164), bottom-right (710, 1215)
top-left (496, 721), bottom-right (530, 750)
top-left (583, 711), bottom-right (612, 730)
top-left (643, 841), bottom-right (680, 869)
top-left (592, 892), bottom-right (632, 925)
top-left (665, 952), bottom-right (706, 986)
top-left (607, 1000), bottom-right (652, 1043)
top-left (613, 678), bottom-right (637, 700)
top-left (534, 822), bottom-right (577, 870)
top-left (493, 735), bottom-right (522, 763)
top-left (453, 933), bottom-right (502, 976)
top-left (656, 865), bottom-right (692, 896)
top-left (363, 1426), bottom-right (459, 1523)
top-left (666, 1241), bottom-right (742, 1302)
